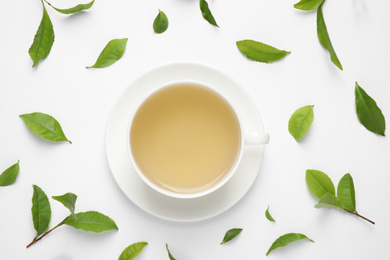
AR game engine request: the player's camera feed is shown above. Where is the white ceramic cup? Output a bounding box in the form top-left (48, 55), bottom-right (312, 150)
top-left (127, 80), bottom-right (269, 199)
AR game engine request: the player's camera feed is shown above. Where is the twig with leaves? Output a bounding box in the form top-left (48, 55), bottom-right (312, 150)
top-left (27, 185), bottom-right (118, 248)
top-left (306, 169), bottom-right (374, 225)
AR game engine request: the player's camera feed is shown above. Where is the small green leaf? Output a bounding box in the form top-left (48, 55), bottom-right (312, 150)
top-left (118, 242), bottom-right (148, 260)
top-left (31, 185), bottom-right (51, 238)
top-left (236, 40), bottom-right (290, 63)
top-left (48, 0), bottom-right (95, 15)
top-left (153, 10), bottom-right (169, 34)
top-left (306, 169), bottom-right (335, 199)
top-left (0, 161), bottom-right (20, 186)
top-left (337, 173), bottom-right (356, 212)
top-left (266, 233), bottom-right (314, 256)
top-left (355, 82), bottom-right (386, 136)
top-left (294, 0), bottom-right (324, 11)
top-left (20, 112), bottom-right (71, 143)
top-left (64, 211), bottom-right (118, 232)
top-left (29, 2), bottom-right (55, 67)
top-left (288, 105), bottom-right (314, 141)
top-left (221, 228), bottom-right (242, 244)
top-left (265, 206), bottom-right (276, 222)
top-left (87, 38), bottom-right (128, 68)
top-left (166, 244), bottom-right (177, 260)
top-left (314, 192), bottom-right (344, 210)
top-left (200, 0), bottom-right (219, 27)
top-left (317, 3), bottom-right (343, 70)
top-left (52, 193), bottom-right (77, 217)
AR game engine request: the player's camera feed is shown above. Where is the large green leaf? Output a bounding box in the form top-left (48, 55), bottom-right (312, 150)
top-left (355, 82), bottom-right (386, 136)
top-left (87, 38), bottom-right (128, 68)
top-left (29, 2), bottom-right (54, 67)
top-left (306, 169), bottom-right (335, 199)
top-left (52, 193), bottom-right (77, 216)
top-left (317, 3), bottom-right (342, 70)
top-left (153, 10), bottom-right (169, 34)
top-left (337, 173), bottom-right (356, 212)
top-left (314, 192), bottom-right (344, 210)
top-left (20, 112), bottom-right (71, 143)
top-left (220, 228), bottom-right (243, 244)
top-left (31, 185), bottom-right (51, 238)
top-left (64, 211), bottom-right (118, 232)
top-left (288, 105), bottom-right (314, 141)
top-left (0, 161), bottom-right (20, 186)
top-left (266, 233), bottom-right (314, 256)
top-left (200, 0), bottom-right (219, 27)
top-left (118, 242), bottom-right (148, 260)
top-left (236, 40), bottom-right (290, 63)
top-left (49, 0), bottom-right (95, 15)
top-left (294, 0), bottom-right (324, 11)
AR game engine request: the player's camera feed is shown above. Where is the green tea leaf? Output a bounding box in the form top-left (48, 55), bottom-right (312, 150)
top-left (166, 244), bottom-right (177, 260)
top-left (236, 40), bottom-right (290, 63)
top-left (200, 0), bottom-right (219, 27)
top-left (355, 82), bottom-right (386, 136)
top-left (29, 2), bottom-right (55, 67)
top-left (317, 3), bottom-right (343, 70)
top-left (265, 206), bottom-right (276, 222)
top-left (64, 211), bottom-right (118, 232)
top-left (52, 193), bottom-right (77, 217)
top-left (306, 169), bottom-right (335, 199)
top-left (266, 233), bottom-right (314, 256)
top-left (294, 0), bottom-right (324, 11)
top-left (337, 173), bottom-right (356, 212)
top-left (31, 185), bottom-right (51, 238)
top-left (20, 112), bottom-right (71, 143)
top-left (0, 161), bottom-right (20, 186)
top-left (314, 192), bottom-right (344, 210)
top-left (221, 228), bottom-right (242, 244)
top-left (153, 10), bottom-right (169, 34)
top-left (118, 242), bottom-right (148, 260)
top-left (288, 105), bottom-right (314, 141)
top-left (48, 0), bottom-right (95, 15)
top-left (87, 38), bottom-right (128, 68)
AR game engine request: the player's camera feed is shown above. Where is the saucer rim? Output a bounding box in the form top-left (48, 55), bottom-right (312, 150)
top-left (105, 62), bottom-right (266, 222)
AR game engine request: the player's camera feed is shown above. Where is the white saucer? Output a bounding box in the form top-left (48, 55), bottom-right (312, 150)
top-left (105, 62), bottom-right (267, 222)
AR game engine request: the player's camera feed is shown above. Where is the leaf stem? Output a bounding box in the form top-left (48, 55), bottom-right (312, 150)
top-left (345, 209), bottom-right (375, 225)
top-left (27, 216), bottom-right (70, 248)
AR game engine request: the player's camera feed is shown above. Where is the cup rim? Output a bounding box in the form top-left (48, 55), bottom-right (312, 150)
top-left (126, 80), bottom-right (245, 199)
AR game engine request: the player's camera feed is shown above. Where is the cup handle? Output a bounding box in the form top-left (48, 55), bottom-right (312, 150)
top-left (245, 132), bottom-right (270, 145)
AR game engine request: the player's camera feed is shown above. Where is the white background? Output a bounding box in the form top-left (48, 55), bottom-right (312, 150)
top-left (1, 0), bottom-right (389, 259)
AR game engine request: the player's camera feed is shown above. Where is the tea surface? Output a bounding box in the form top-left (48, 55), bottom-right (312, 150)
top-left (130, 84), bottom-right (241, 194)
